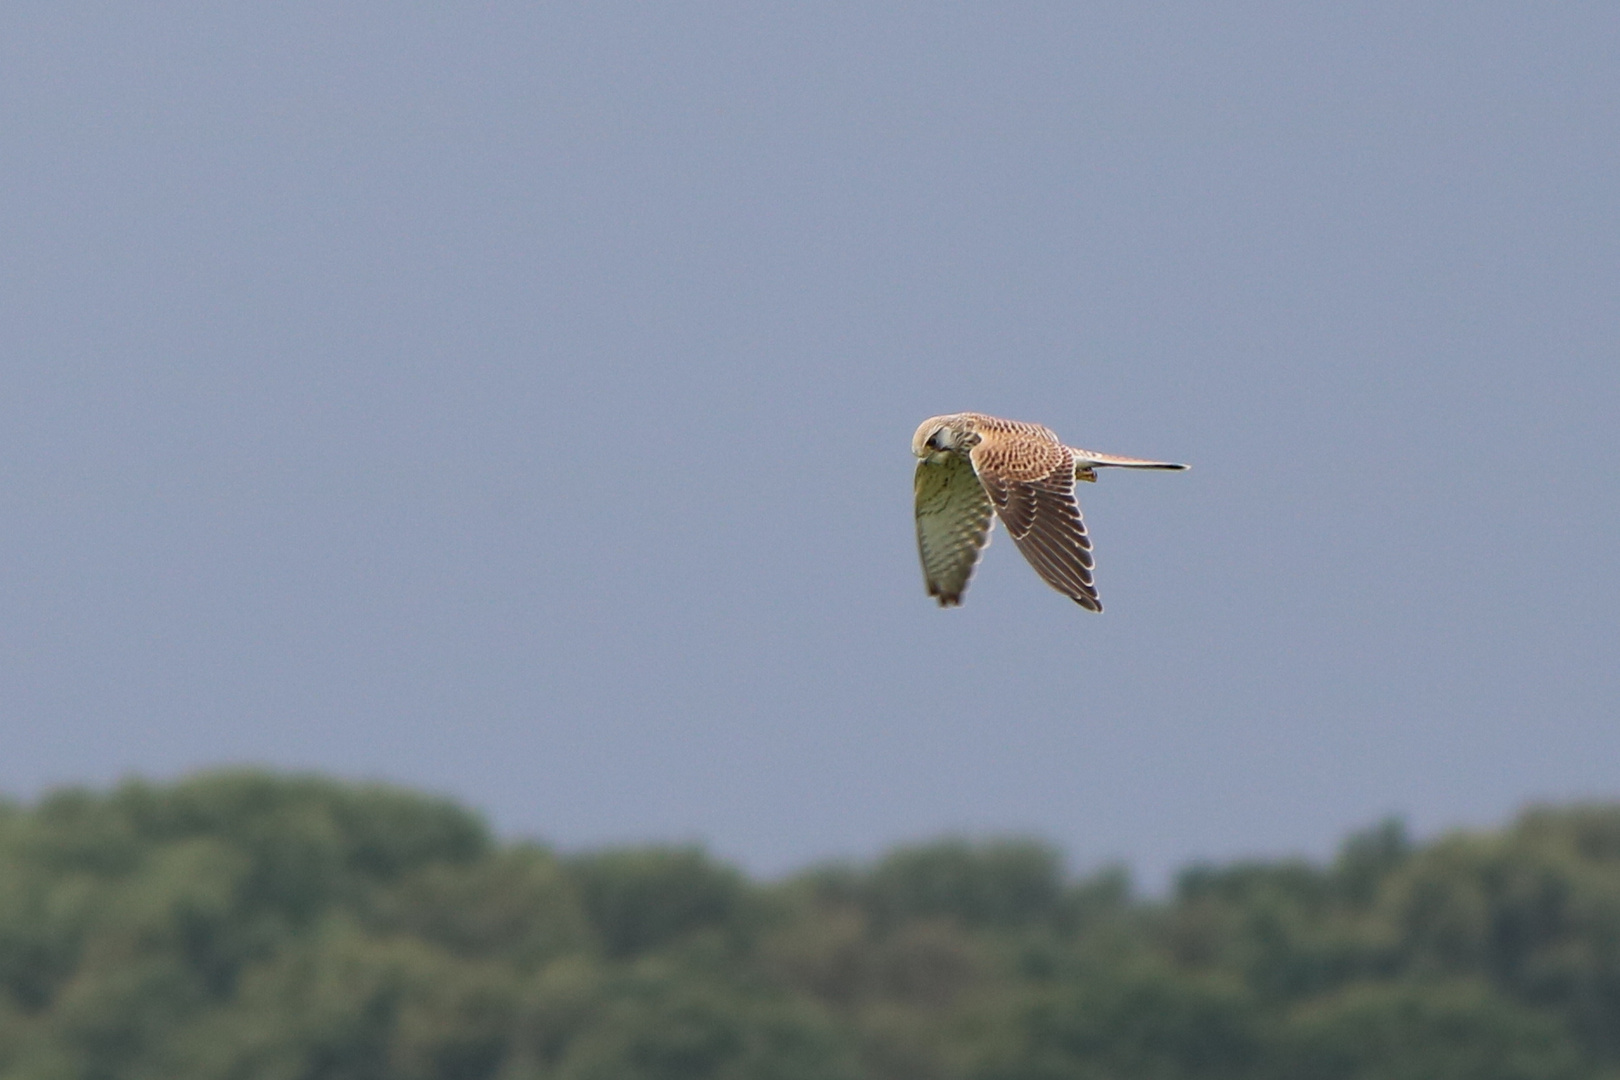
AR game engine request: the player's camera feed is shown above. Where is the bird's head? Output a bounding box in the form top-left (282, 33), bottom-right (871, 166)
top-left (912, 415), bottom-right (975, 461)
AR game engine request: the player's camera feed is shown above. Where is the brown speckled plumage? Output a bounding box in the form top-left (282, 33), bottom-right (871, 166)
top-left (911, 413), bottom-right (1187, 611)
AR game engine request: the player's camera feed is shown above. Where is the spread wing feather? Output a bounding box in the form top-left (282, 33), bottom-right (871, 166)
top-left (914, 454), bottom-right (995, 606)
top-left (974, 447), bottom-right (1102, 612)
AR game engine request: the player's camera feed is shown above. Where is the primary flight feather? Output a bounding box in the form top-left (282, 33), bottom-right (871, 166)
top-left (912, 412), bottom-right (1187, 611)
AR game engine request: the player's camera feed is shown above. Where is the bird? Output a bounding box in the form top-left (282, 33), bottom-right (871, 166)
top-left (912, 412), bottom-right (1187, 611)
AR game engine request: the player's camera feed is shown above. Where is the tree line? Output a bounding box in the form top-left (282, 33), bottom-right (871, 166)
top-left (0, 770), bottom-right (1615, 1079)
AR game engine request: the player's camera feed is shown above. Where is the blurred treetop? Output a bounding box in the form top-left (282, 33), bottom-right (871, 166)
top-left (0, 770), bottom-right (1616, 1079)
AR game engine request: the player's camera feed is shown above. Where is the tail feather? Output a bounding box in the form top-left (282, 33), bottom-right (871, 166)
top-left (1071, 447), bottom-right (1189, 471)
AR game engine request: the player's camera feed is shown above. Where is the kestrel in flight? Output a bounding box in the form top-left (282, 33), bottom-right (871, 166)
top-left (912, 413), bottom-right (1187, 611)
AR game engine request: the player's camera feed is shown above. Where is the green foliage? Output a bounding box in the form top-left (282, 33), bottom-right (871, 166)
top-left (1279, 981), bottom-right (1585, 1080)
top-left (519, 964), bottom-right (858, 1080)
top-left (1, 771), bottom-right (1619, 1078)
top-left (566, 848), bottom-right (749, 960)
top-left (863, 840), bottom-right (1065, 930)
top-left (974, 965), bottom-right (1262, 1080)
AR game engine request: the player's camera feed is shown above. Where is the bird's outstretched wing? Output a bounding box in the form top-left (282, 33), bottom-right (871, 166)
top-left (914, 453), bottom-right (995, 606)
top-left (974, 446), bottom-right (1101, 612)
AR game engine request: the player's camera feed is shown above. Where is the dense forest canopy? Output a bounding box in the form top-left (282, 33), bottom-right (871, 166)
top-left (0, 771), bottom-right (1616, 1079)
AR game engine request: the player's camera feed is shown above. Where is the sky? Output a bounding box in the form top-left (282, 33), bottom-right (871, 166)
top-left (2, 3), bottom-right (1617, 888)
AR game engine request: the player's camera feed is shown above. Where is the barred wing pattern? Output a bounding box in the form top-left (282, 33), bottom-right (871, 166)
top-left (914, 452), bottom-right (995, 606)
top-left (973, 446), bottom-right (1101, 612)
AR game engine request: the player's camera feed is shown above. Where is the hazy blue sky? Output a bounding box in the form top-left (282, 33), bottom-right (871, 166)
top-left (3, 3), bottom-right (1616, 886)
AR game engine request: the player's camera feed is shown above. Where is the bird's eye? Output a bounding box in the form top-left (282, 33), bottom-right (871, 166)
top-left (926, 430), bottom-right (944, 450)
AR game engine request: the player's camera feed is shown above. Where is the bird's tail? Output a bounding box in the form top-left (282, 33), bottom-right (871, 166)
top-left (1071, 447), bottom-right (1189, 474)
